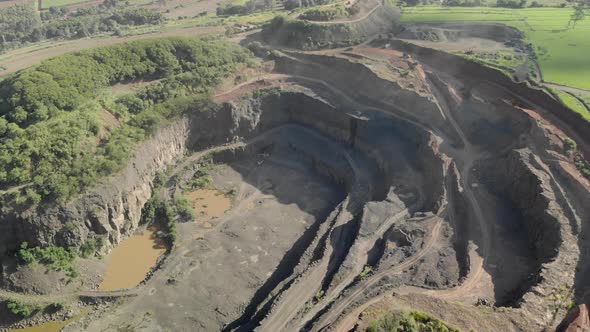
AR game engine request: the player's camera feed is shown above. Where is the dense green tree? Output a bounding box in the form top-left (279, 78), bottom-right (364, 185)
top-left (0, 3), bottom-right (165, 53)
top-left (0, 38), bottom-right (251, 204)
top-left (572, 0), bottom-right (589, 25)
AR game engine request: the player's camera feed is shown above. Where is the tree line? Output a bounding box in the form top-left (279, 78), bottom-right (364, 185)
top-left (0, 2), bottom-right (164, 53)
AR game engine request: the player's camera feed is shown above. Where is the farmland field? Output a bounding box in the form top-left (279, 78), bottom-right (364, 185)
top-left (400, 6), bottom-right (590, 90)
top-left (554, 89), bottom-right (590, 120)
top-left (40, 0), bottom-right (91, 8)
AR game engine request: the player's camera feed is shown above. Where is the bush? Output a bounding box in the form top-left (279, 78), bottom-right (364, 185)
top-left (216, 0), bottom-right (273, 16)
top-left (367, 310), bottom-right (460, 332)
top-left (6, 299), bottom-right (35, 318)
top-left (79, 239), bottom-right (99, 258)
top-left (574, 154), bottom-right (590, 180)
top-left (563, 137), bottom-right (577, 152)
top-left (299, 5), bottom-right (347, 21)
top-left (18, 242), bottom-right (78, 273)
top-left (284, 0), bottom-right (333, 10)
top-left (163, 202), bottom-right (178, 244)
top-left (140, 195), bottom-right (177, 245)
top-left (496, 0), bottom-right (526, 7)
top-left (174, 197), bottom-right (196, 221)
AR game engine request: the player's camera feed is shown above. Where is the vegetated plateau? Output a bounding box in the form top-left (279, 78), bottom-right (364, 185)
top-left (0, 0), bottom-right (590, 330)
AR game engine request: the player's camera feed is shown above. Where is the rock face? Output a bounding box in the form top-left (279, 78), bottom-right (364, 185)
top-left (477, 148), bottom-right (580, 321)
top-left (557, 304), bottom-right (590, 332)
top-left (0, 108), bottom-right (240, 256)
top-left (261, 1), bottom-right (400, 50)
top-left (0, 84), bottom-right (443, 260)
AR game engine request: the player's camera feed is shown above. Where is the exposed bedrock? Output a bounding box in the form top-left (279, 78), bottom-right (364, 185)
top-left (211, 89), bottom-right (450, 330)
top-left (476, 148), bottom-right (580, 319)
top-left (444, 162), bottom-right (470, 281)
top-left (0, 106), bottom-right (254, 256)
top-left (382, 39), bottom-right (590, 158)
top-left (275, 52), bottom-right (445, 128)
top-left (550, 162), bottom-right (590, 304)
top-left (260, 1), bottom-right (399, 50)
top-left (426, 72), bottom-right (531, 153)
top-left (0, 86), bottom-right (444, 270)
top-left (0, 118), bottom-right (193, 257)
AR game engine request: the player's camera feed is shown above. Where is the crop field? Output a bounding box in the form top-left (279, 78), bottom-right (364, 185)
top-left (400, 6), bottom-right (590, 90)
top-left (554, 89), bottom-right (590, 120)
top-left (40, 0), bottom-right (91, 8)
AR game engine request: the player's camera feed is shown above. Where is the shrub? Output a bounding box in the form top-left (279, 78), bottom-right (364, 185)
top-left (18, 242), bottom-right (78, 273)
top-left (174, 197), bottom-right (196, 221)
top-left (359, 265), bottom-right (373, 278)
top-left (163, 202), bottom-right (178, 244)
top-left (563, 137), bottom-right (577, 153)
top-left (299, 5), bottom-right (347, 21)
top-left (18, 242), bottom-right (36, 264)
top-left (62, 222), bottom-right (77, 232)
top-left (367, 310), bottom-right (460, 332)
top-left (79, 239), bottom-right (99, 258)
top-left (45, 302), bottom-right (65, 313)
top-left (141, 195), bottom-right (177, 245)
top-left (6, 299), bottom-right (35, 318)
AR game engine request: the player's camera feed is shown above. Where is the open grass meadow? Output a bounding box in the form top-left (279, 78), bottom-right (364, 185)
top-left (400, 6), bottom-right (590, 90)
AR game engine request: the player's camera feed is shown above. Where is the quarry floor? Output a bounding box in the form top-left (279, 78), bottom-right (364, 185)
top-left (75, 152), bottom-right (345, 331)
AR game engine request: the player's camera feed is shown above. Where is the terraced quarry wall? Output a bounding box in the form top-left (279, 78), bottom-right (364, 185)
top-left (2, 30), bottom-right (590, 332)
top-left (261, 1), bottom-right (400, 49)
top-left (386, 39), bottom-right (590, 157)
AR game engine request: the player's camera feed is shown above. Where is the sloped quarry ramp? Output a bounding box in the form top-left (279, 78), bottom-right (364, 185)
top-left (75, 43), bottom-right (590, 332)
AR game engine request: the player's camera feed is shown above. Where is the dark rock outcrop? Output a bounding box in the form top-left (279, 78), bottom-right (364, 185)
top-left (557, 304), bottom-right (590, 332)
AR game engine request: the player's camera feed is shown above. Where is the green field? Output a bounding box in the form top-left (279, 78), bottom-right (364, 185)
top-left (400, 6), bottom-right (590, 90)
top-left (554, 89), bottom-right (590, 120)
top-left (41, 0), bottom-right (91, 8)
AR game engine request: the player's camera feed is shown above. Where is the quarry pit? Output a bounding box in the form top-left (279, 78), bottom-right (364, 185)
top-left (60, 42), bottom-right (590, 331)
top-left (1, 17), bottom-right (589, 332)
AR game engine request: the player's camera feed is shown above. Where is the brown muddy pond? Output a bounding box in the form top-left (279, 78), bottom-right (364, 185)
top-left (185, 188), bottom-right (231, 222)
top-left (8, 308), bottom-right (90, 332)
top-left (98, 226), bottom-right (166, 291)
